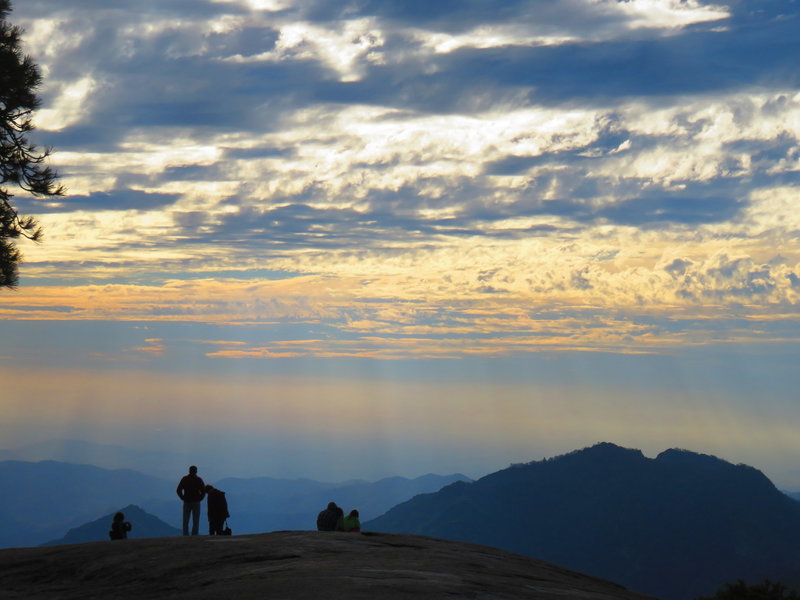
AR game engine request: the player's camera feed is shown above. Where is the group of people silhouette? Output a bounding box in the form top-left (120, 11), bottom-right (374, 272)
top-left (316, 501), bottom-right (361, 532)
top-left (110, 465), bottom-right (362, 540)
top-left (175, 465), bottom-right (231, 536)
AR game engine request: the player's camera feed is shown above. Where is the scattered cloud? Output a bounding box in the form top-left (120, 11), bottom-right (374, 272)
top-left (2, 0), bottom-right (797, 360)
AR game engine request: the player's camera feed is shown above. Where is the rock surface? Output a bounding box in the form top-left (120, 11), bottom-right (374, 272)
top-left (0, 530), bottom-right (658, 600)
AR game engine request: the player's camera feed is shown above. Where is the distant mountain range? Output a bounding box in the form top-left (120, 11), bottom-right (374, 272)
top-left (41, 504), bottom-right (180, 546)
top-left (0, 439), bottom-right (228, 480)
top-left (0, 458), bottom-right (469, 548)
top-left (0, 460), bottom-right (177, 548)
top-left (216, 472), bottom-right (470, 533)
top-left (366, 442), bottom-right (800, 600)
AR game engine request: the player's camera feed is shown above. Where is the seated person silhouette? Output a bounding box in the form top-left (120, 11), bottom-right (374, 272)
top-left (316, 502), bottom-right (339, 531)
top-left (109, 512), bottom-right (132, 540)
top-left (342, 509), bottom-right (361, 532)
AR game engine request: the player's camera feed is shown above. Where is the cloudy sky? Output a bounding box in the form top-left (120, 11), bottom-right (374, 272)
top-left (2, 0), bottom-right (800, 485)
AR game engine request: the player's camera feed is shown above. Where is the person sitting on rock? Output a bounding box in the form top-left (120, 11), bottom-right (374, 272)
top-left (109, 512), bottom-right (132, 540)
top-left (342, 509), bottom-right (361, 532)
top-left (316, 502), bottom-right (339, 531)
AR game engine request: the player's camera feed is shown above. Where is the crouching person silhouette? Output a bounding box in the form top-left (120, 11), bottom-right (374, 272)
top-left (206, 484), bottom-right (230, 535)
top-left (109, 512), bottom-right (132, 540)
top-left (176, 465), bottom-right (206, 536)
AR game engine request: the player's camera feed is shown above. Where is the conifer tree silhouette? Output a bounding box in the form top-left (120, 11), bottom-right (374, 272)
top-left (0, 0), bottom-right (64, 287)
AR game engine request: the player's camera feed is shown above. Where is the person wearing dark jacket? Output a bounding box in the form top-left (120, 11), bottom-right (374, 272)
top-left (205, 484), bottom-right (230, 535)
top-left (109, 511), bottom-right (132, 540)
top-left (176, 465), bottom-right (206, 536)
top-left (316, 502), bottom-right (339, 531)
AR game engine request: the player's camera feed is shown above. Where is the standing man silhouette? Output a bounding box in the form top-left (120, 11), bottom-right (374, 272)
top-left (176, 465), bottom-right (206, 536)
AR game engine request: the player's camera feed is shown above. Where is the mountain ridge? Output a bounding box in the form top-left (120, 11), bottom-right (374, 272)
top-left (366, 442), bottom-right (800, 600)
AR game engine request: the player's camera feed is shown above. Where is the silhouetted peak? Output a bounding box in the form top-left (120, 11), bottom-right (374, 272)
top-left (117, 504), bottom-right (146, 515)
top-left (480, 442), bottom-right (647, 487)
top-left (556, 442), bottom-right (646, 466)
top-left (581, 442), bottom-right (644, 458)
top-left (655, 448), bottom-right (730, 468)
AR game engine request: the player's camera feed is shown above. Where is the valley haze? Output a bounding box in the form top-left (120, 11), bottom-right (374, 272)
top-left (0, 444), bottom-right (471, 549)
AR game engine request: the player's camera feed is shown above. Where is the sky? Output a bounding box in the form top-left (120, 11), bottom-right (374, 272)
top-left (2, 0), bottom-right (800, 485)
